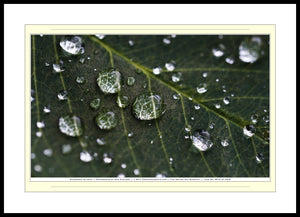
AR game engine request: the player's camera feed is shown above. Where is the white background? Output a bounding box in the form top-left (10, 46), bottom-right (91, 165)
top-left (4, 4), bottom-right (296, 213)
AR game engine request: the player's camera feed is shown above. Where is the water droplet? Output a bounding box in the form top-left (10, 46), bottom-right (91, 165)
top-left (171, 72), bottom-right (182, 83)
top-left (263, 115), bottom-right (269, 123)
top-left (126, 76), bottom-right (135, 86)
top-left (132, 92), bottom-right (166, 121)
top-left (75, 76), bottom-right (85, 84)
top-left (128, 40), bottom-right (134, 46)
top-left (153, 66), bottom-right (162, 75)
top-left (95, 34), bottom-right (105, 40)
top-left (31, 96), bottom-right (35, 102)
top-left (172, 93), bottom-right (180, 100)
top-left (133, 169), bottom-right (140, 176)
top-left (156, 173), bottom-right (166, 178)
top-left (225, 57), bottom-right (235, 64)
top-left (212, 44), bottom-right (225, 57)
top-left (43, 148), bottom-right (53, 157)
top-left (194, 104), bottom-right (200, 110)
top-left (165, 61), bottom-right (176, 71)
top-left (121, 163), bottom-right (127, 169)
top-left (34, 164), bottom-right (42, 172)
top-left (223, 96), bottom-right (230, 105)
top-left (97, 69), bottom-right (122, 94)
top-left (191, 129), bottom-right (213, 152)
top-left (31, 153), bottom-right (36, 159)
top-left (36, 121), bottom-right (45, 128)
top-left (243, 124), bottom-right (256, 138)
top-left (96, 138), bottom-right (106, 146)
top-left (185, 125), bottom-right (191, 132)
top-left (58, 115), bottom-right (83, 137)
top-left (52, 61), bottom-right (65, 73)
top-left (62, 144), bottom-right (72, 154)
top-left (188, 97), bottom-right (193, 101)
top-left (117, 95), bottom-right (130, 108)
top-left (90, 98), bottom-right (101, 109)
top-left (208, 122), bottom-right (215, 129)
top-left (216, 78), bottom-right (219, 82)
top-left (263, 130), bottom-right (270, 141)
top-left (103, 153), bottom-right (112, 164)
top-left (80, 151), bottom-right (93, 163)
top-left (95, 109), bottom-right (118, 130)
top-left (171, 34), bottom-right (176, 38)
top-left (251, 114), bottom-right (259, 124)
top-left (215, 104), bottom-right (221, 109)
top-left (43, 105), bottom-right (51, 113)
top-left (221, 139), bottom-right (229, 147)
top-left (60, 36), bottom-right (84, 55)
top-left (202, 72), bottom-right (208, 78)
top-left (239, 37), bottom-right (261, 63)
top-left (169, 157), bottom-right (173, 165)
top-left (45, 62), bottom-right (50, 67)
top-left (79, 57), bottom-right (85, 64)
top-left (57, 90), bottom-right (68, 101)
top-left (163, 38), bottom-right (171, 44)
top-left (150, 140), bottom-right (154, 144)
top-left (36, 131), bottom-right (42, 137)
top-left (128, 132), bottom-right (134, 138)
top-left (191, 117), bottom-right (195, 121)
top-left (218, 35), bottom-right (223, 39)
top-left (196, 83), bottom-right (207, 94)
top-left (256, 153), bottom-right (264, 163)
top-left (118, 173), bottom-right (125, 178)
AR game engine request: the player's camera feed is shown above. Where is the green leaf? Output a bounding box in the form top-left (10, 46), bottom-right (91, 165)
top-left (31, 34), bottom-right (269, 177)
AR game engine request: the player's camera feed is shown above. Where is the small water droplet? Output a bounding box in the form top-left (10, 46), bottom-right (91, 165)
top-left (117, 95), bottom-right (129, 108)
top-left (53, 61), bottom-right (65, 73)
top-left (221, 139), bottom-right (229, 147)
top-left (34, 164), bottom-right (42, 172)
top-left (133, 169), bottom-right (140, 176)
top-left (156, 173), bottom-right (166, 178)
top-left (96, 138), bottom-right (106, 146)
top-left (60, 36), bottom-right (84, 55)
top-left (95, 109), bottom-right (118, 130)
top-left (80, 151), bottom-right (93, 163)
top-left (239, 36), bottom-right (261, 63)
top-left (43, 148), bottom-right (53, 157)
top-left (128, 40), bottom-right (134, 46)
top-left (150, 140), bottom-right (154, 144)
top-left (196, 83), bottom-right (207, 94)
top-left (36, 121), bottom-right (45, 128)
top-left (256, 153), bottom-right (264, 163)
top-left (128, 132), bottom-right (134, 138)
top-left (191, 117), bottom-right (195, 121)
top-left (169, 157), bottom-right (173, 165)
top-left (90, 98), bottom-right (101, 109)
top-left (57, 90), bottom-right (68, 101)
top-left (165, 61), bottom-right (176, 71)
top-left (36, 131), bottom-right (42, 137)
top-left (191, 130), bottom-right (213, 151)
top-left (225, 57), bottom-right (235, 64)
top-left (45, 62), bottom-right (50, 67)
top-left (121, 163), bottom-right (127, 169)
top-left (202, 72), bottom-right (208, 78)
top-left (31, 153), bottom-right (36, 159)
top-left (172, 93), bottom-right (180, 100)
top-left (188, 97), bottom-right (193, 101)
top-left (127, 76), bottom-right (135, 86)
top-left (215, 104), bottom-right (221, 109)
top-left (97, 69), bottom-right (122, 94)
top-left (118, 173), bottom-right (125, 178)
top-left (223, 96), bottom-right (230, 105)
top-left (31, 96), bottom-right (35, 102)
top-left (263, 115), bottom-right (269, 123)
top-left (263, 130), bottom-right (270, 141)
top-left (243, 124), bottom-right (256, 138)
top-left (43, 105), bottom-right (51, 113)
top-left (58, 115), bottom-right (83, 137)
top-left (79, 57), bottom-right (86, 64)
top-left (208, 122), bottom-right (215, 129)
top-left (194, 104), bottom-right (200, 110)
top-left (163, 38), bottom-right (171, 44)
top-left (218, 35), bottom-right (223, 39)
top-left (185, 125), bottom-right (191, 132)
top-left (132, 92), bottom-right (166, 120)
top-left (103, 153), bottom-right (112, 164)
top-left (216, 78), bottom-right (219, 82)
top-left (61, 144), bottom-right (72, 154)
top-left (212, 44), bottom-right (225, 57)
top-left (251, 114), bottom-right (259, 124)
top-left (76, 76), bottom-right (85, 84)
top-left (153, 66), bottom-right (162, 75)
top-left (95, 34), bottom-right (105, 40)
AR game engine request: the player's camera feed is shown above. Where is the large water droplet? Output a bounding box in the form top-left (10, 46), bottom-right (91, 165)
top-left (243, 124), bottom-right (256, 138)
top-left (58, 115), bottom-right (83, 137)
top-left (196, 83), bottom-right (207, 94)
top-left (239, 37), bottom-right (261, 63)
top-left (127, 77), bottom-right (135, 86)
top-left (132, 92), bottom-right (166, 120)
top-left (117, 95), bottom-right (130, 108)
top-left (90, 98), bottom-right (101, 109)
top-left (80, 151), bottom-right (93, 163)
top-left (95, 109), bottom-right (118, 130)
top-left (60, 36), bottom-right (84, 55)
top-left (171, 72), bottom-right (182, 83)
top-left (191, 130), bottom-right (213, 152)
top-left (153, 66), bottom-right (162, 75)
top-left (97, 69), bottom-right (122, 94)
